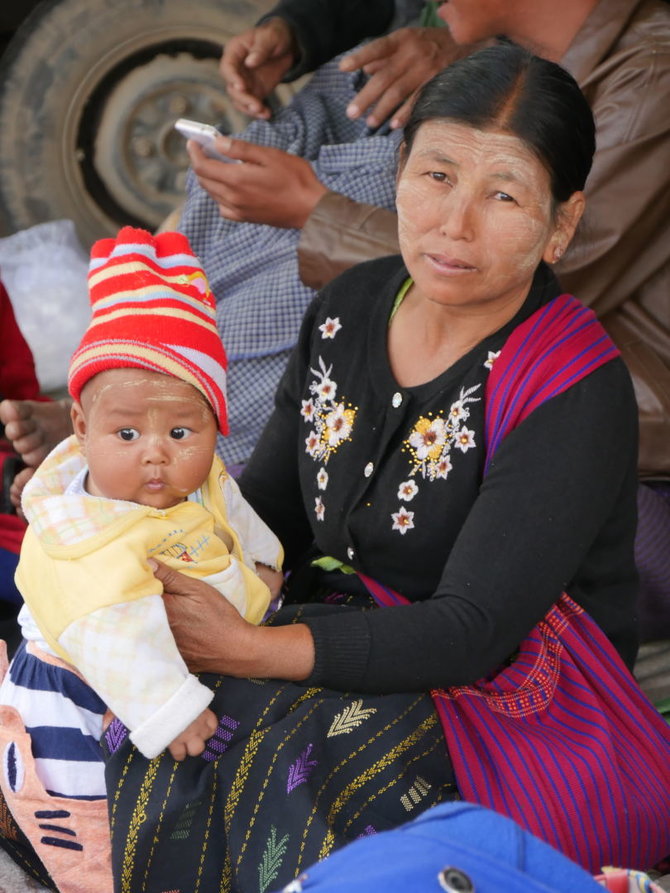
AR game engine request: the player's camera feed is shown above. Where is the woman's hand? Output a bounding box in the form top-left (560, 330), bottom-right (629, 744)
top-left (154, 558), bottom-right (257, 674)
top-left (188, 138), bottom-right (328, 229)
top-left (153, 560), bottom-right (315, 681)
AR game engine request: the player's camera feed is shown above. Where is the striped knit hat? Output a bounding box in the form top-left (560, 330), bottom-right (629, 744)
top-left (68, 227), bottom-right (228, 434)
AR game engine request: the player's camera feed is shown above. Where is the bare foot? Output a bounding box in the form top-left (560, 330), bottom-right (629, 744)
top-left (0, 398), bottom-right (73, 468)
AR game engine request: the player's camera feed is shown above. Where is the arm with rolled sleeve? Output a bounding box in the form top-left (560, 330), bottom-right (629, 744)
top-left (57, 587), bottom-right (213, 760)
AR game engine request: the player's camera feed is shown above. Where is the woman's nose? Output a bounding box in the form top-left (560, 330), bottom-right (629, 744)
top-left (439, 194), bottom-right (475, 241)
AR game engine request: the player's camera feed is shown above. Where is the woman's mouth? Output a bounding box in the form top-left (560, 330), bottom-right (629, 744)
top-left (425, 253), bottom-right (477, 274)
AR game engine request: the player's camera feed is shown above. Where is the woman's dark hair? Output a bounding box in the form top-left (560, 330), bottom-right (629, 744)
top-left (403, 42), bottom-right (596, 203)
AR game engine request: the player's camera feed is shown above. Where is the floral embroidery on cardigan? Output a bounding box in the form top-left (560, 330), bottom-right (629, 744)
top-left (403, 384), bottom-right (481, 481)
top-left (389, 384), bottom-right (482, 535)
top-left (484, 350), bottom-right (500, 370)
top-left (318, 316), bottom-right (342, 339)
top-left (392, 506), bottom-right (415, 535)
top-left (302, 357), bottom-right (358, 520)
top-left (303, 358), bottom-right (357, 465)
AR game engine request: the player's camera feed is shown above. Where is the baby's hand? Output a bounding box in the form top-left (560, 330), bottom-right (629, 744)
top-left (168, 708), bottom-right (218, 761)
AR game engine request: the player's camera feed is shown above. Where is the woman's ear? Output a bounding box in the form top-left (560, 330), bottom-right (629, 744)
top-left (70, 401), bottom-right (87, 448)
top-left (543, 191), bottom-right (586, 265)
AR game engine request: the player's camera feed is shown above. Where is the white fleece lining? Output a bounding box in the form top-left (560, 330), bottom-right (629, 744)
top-left (129, 674), bottom-right (214, 759)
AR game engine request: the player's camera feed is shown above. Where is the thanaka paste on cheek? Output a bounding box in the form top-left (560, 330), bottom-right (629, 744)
top-left (395, 122), bottom-right (559, 318)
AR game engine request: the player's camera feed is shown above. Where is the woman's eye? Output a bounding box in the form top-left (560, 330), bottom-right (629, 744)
top-left (428, 171), bottom-right (449, 183)
top-left (493, 191), bottom-right (515, 203)
top-left (118, 428), bottom-right (139, 442)
top-left (170, 427), bottom-right (191, 440)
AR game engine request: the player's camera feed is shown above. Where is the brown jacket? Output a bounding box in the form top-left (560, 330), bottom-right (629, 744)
top-left (298, 0), bottom-right (670, 478)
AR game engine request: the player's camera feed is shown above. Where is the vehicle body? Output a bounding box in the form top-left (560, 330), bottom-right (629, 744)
top-left (0, 0), bottom-right (291, 247)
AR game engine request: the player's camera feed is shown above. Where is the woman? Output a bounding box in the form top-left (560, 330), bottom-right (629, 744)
top-left (2, 44), bottom-right (667, 893)
top-left (105, 43), bottom-right (670, 889)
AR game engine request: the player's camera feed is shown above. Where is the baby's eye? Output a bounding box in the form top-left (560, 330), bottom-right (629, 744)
top-left (170, 427), bottom-right (192, 441)
top-left (118, 428), bottom-right (139, 442)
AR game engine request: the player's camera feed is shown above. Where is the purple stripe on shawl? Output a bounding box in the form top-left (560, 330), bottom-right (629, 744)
top-left (356, 296), bottom-right (670, 869)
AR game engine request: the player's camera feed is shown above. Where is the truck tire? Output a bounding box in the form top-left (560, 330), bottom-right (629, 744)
top-left (0, 0), bottom-right (290, 247)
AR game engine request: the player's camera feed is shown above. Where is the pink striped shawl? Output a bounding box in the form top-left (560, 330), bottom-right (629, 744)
top-left (360, 295), bottom-right (670, 871)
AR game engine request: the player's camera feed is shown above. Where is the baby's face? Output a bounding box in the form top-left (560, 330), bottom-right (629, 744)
top-left (71, 368), bottom-right (219, 509)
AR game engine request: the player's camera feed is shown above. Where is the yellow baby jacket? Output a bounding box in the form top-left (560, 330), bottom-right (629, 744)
top-left (16, 435), bottom-right (283, 757)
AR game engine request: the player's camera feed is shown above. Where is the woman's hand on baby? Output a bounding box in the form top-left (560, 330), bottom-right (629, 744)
top-left (152, 559), bottom-right (316, 682)
top-left (188, 138), bottom-right (328, 229)
top-left (168, 707), bottom-right (218, 761)
top-left (153, 558), bottom-right (257, 674)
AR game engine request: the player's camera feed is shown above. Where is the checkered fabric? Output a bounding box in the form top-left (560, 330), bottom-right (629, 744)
top-left (69, 227), bottom-right (229, 434)
top-left (179, 52), bottom-right (402, 463)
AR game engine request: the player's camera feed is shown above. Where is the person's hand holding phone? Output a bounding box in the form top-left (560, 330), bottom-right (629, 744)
top-left (187, 136), bottom-right (328, 230)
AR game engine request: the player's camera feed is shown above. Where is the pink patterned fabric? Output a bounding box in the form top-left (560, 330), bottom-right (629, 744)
top-left (359, 295), bottom-right (670, 871)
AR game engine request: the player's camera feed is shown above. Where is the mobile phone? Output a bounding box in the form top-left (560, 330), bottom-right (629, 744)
top-left (174, 118), bottom-right (235, 163)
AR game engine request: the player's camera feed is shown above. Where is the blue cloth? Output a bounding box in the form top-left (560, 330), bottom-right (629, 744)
top-left (179, 53), bottom-right (401, 464)
top-left (0, 546), bottom-right (21, 607)
top-left (272, 801), bottom-right (604, 893)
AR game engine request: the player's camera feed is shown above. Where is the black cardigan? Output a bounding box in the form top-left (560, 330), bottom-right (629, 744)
top-left (240, 257), bottom-right (639, 693)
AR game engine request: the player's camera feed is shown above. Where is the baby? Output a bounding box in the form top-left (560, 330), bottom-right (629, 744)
top-left (0, 227), bottom-right (283, 814)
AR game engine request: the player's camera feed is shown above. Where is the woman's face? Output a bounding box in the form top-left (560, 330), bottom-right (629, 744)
top-left (396, 120), bottom-right (570, 316)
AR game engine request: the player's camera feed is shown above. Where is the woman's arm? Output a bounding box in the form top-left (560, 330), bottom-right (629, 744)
top-left (163, 361), bottom-right (638, 693)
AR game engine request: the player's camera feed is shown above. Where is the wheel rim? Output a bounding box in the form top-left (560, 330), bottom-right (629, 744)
top-left (91, 51), bottom-right (248, 228)
top-left (58, 30), bottom-right (249, 238)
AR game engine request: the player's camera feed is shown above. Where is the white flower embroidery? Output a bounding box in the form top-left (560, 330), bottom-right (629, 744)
top-left (324, 402), bottom-right (355, 447)
top-left (303, 357), bottom-right (358, 464)
top-left (391, 506), bottom-right (415, 535)
top-left (315, 377), bottom-right (337, 402)
top-left (484, 350), bottom-right (501, 370)
top-left (305, 431), bottom-right (320, 457)
top-left (449, 401), bottom-right (466, 422)
top-left (454, 427), bottom-right (476, 453)
top-left (403, 384), bottom-right (481, 481)
top-left (319, 316), bottom-right (342, 339)
top-left (408, 417), bottom-right (448, 461)
top-left (301, 398), bottom-right (316, 422)
top-left (397, 480), bottom-right (419, 502)
top-left (435, 456), bottom-right (452, 479)
top-left (317, 468), bottom-right (329, 491)
top-left (315, 496), bottom-right (325, 521)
